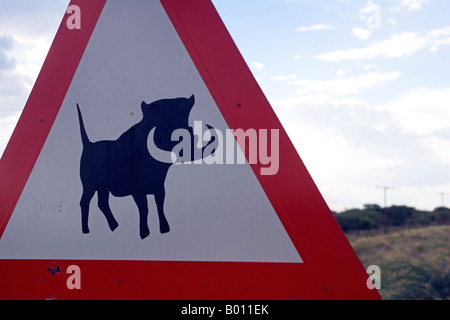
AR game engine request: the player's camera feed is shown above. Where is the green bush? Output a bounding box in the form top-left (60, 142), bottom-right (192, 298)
top-left (384, 262), bottom-right (450, 300)
top-left (433, 207), bottom-right (450, 225)
top-left (335, 209), bottom-right (380, 232)
top-left (385, 206), bottom-right (414, 227)
top-left (335, 205), bottom-right (450, 233)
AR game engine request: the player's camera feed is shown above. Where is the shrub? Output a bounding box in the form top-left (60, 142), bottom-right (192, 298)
top-left (384, 262), bottom-right (450, 300)
top-left (335, 209), bottom-right (379, 233)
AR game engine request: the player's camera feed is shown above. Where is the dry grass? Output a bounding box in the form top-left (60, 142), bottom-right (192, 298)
top-left (348, 225), bottom-right (450, 300)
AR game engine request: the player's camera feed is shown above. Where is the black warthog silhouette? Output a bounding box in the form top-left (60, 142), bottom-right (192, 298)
top-left (77, 95), bottom-right (216, 239)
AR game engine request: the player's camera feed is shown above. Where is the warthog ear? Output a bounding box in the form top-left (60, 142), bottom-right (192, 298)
top-left (142, 101), bottom-right (160, 116)
top-left (186, 95), bottom-right (195, 111)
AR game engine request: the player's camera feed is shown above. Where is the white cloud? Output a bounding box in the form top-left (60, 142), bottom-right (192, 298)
top-left (420, 136), bottom-right (450, 165)
top-left (353, 27), bottom-right (372, 40)
top-left (388, 19), bottom-right (398, 25)
top-left (314, 27), bottom-right (450, 61)
top-left (251, 61), bottom-right (264, 71)
top-left (274, 111), bottom-right (370, 186)
top-left (0, 111), bottom-right (21, 158)
top-left (289, 71), bottom-right (400, 96)
top-left (7, 35), bottom-right (53, 88)
top-left (398, 0), bottom-right (431, 11)
top-left (0, 4), bottom-right (67, 39)
top-left (270, 74), bottom-right (298, 81)
top-left (376, 88), bottom-right (450, 135)
top-left (297, 24), bottom-right (334, 32)
top-left (359, 1), bottom-right (381, 31)
top-left (337, 68), bottom-right (351, 76)
top-left (363, 64), bottom-right (380, 71)
top-left (364, 157), bottom-right (407, 170)
top-left (271, 93), bottom-right (367, 108)
top-left (360, 1), bottom-right (380, 15)
top-left (0, 2), bottom-right (69, 157)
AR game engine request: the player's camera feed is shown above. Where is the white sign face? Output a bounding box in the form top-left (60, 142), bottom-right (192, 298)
top-left (0, 0), bottom-right (302, 263)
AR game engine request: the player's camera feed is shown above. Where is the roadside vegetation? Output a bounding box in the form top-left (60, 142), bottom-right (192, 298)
top-left (334, 205), bottom-right (450, 300)
top-left (333, 204), bottom-right (450, 235)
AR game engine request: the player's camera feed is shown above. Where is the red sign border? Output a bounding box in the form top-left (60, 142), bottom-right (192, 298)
top-left (0, 0), bottom-right (381, 300)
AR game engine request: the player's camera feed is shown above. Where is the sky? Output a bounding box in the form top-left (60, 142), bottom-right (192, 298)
top-left (0, 0), bottom-right (449, 212)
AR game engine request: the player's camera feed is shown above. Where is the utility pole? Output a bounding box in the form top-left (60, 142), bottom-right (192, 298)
top-left (377, 185), bottom-right (394, 208)
top-left (377, 186), bottom-right (394, 234)
top-left (437, 192), bottom-right (449, 207)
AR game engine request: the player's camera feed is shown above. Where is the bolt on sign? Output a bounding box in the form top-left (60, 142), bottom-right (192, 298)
top-left (0, 0), bottom-right (381, 300)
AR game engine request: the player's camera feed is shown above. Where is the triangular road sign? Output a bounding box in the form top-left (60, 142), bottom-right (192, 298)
top-left (0, 0), bottom-right (381, 300)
